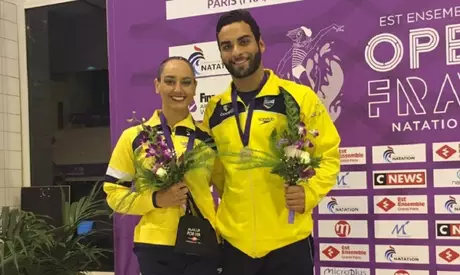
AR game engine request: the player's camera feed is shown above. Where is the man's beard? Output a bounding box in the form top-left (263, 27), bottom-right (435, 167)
top-left (224, 50), bottom-right (262, 79)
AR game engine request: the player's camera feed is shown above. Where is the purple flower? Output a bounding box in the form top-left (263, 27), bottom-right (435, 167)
top-left (294, 140), bottom-right (304, 149)
top-left (300, 168), bottom-right (316, 179)
top-left (140, 131), bottom-right (149, 143)
top-left (163, 148), bottom-right (174, 160)
top-left (145, 144), bottom-right (156, 158)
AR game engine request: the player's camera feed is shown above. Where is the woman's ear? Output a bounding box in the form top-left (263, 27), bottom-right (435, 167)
top-left (154, 78), bottom-right (160, 94)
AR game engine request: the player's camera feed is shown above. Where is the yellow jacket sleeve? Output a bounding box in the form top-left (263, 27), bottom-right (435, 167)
top-left (200, 100), bottom-right (225, 196)
top-left (299, 89), bottom-right (341, 212)
top-left (103, 129), bottom-right (156, 216)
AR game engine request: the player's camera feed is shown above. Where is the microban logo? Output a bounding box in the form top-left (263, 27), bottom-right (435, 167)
top-left (374, 171), bottom-right (426, 187)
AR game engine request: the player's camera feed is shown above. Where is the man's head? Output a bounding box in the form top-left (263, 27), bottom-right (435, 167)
top-left (216, 9), bottom-right (265, 79)
top-left (154, 56), bottom-right (197, 112)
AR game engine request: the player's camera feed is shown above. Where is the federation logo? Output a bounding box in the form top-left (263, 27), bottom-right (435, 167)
top-left (439, 248), bottom-right (460, 263)
top-left (445, 196), bottom-right (458, 213)
top-left (383, 146), bottom-right (395, 162)
top-left (436, 145), bottom-right (456, 159)
top-left (384, 246), bottom-right (396, 262)
top-left (327, 197), bottom-right (338, 213)
top-left (377, 198), bottom-right (396, 212)
top-left (188, 46), bottom-right (205, 75)
top-left (322, 246), bottom-right (340, 259)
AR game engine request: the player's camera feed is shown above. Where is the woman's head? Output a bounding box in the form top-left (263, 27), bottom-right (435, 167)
top-left (154, 56), bottom-right (197, 112)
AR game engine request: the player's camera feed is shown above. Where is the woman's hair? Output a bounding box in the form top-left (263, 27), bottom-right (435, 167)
top-left (156, 56), bottom-right (195, 80)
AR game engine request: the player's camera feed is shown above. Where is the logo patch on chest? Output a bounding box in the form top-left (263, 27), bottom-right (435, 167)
top-left (263, 98), bottom-right (275, 109)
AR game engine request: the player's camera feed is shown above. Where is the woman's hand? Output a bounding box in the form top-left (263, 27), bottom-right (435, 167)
top-left (156, 182), bottom-right (189, 208)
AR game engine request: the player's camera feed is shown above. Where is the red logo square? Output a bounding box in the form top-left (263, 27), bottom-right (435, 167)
top-left (439, 248), bottom-right (460, 263)
top-left (436, 145), bottom-right (456, 159)
top-left (322, 246), bottom-right (340, 259)
top-left (377, 198), bottom-right (396, 212)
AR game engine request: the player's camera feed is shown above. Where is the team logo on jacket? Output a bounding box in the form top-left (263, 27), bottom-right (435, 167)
top-left (263, 98), bottom-right (275, 109)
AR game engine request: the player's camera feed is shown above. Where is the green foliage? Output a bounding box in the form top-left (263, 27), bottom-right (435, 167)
top-left (0, 184), bottom-right (111, 275)
top-left (280, 89), bottom-right (301, 142)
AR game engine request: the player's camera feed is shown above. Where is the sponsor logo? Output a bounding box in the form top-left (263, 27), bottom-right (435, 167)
top-left (318, 220), bottom-right (368, 239)
top-left (436, 222), bottom-right (460, 238)
top-left (433, 142), bottom-right (460, 162)
top-left (436, 145), bottom-right (456, 159)
top-left (323, 246), bottom-right (340, 259)
top-left (376, 245), bottom-right (429, 264)
top-left (391, 221), bottom-right (410, 237)
top-left (374, 196), bottom-right (427, 214)
top-left (376, 198), bottom-right (396, 212)
top-left (320, 244), bottom-right (369, 262)
top-left (335, 221), bottom-right (351, 237)
top-left (339, 147), bottom-right (366, 165)
top-left (334, 171), bottom-right (367, 190)
top-left (435, 195), bottom-right (460, 214)
top-left (258, 117), bottom-right (275, 125)
top-left (375, 220), bottom-right (428, 239)
top-left (319, 196), bottom-right (368, 214)
top-left (433, 169), bottom-right (460, 187)
top-left (321, 267), bottom-right (370, 275)
top-left (373, 170), bottom-right (426, 189)
top-left (439, 248), bottom-right (460, 263)
top-left (372, 144), bottom-right (426, 164)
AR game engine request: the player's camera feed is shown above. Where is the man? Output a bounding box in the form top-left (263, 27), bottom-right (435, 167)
top-left (202, 9), bottom-right (341, 275)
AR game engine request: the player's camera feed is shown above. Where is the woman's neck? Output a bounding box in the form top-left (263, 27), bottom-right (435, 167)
top-left (161, 107), bottom-right (188, 127)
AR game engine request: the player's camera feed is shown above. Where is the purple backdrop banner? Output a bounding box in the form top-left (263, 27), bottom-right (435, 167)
top-left (107, 1), bottom-right (460, 275)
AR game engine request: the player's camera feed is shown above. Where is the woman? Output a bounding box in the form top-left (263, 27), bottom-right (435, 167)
top-left (103, 56), bottom-right (219, 275)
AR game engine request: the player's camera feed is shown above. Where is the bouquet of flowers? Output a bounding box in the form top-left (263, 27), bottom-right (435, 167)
top-left (225, 90), bottom-right (322, 224)
top-left (115, 112), bottom-right (215, 212)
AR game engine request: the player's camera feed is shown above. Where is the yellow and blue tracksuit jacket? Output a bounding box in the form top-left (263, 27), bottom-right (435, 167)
top-left (103, 110), bottom-right (217, 246)
top-left (201, 69), bottom-right (341, 258)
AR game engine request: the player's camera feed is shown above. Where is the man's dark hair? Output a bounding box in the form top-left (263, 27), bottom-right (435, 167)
top-left (216, 9), bottom-right (261, 43)
top-left (156, 56), bottom-right (195, 80)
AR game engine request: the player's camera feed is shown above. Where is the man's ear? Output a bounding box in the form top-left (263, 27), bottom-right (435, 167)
top-left (259, 37), bottom-right (266, 53)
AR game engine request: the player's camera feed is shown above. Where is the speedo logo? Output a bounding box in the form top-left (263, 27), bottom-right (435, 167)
top-left (259, 117), bottom-right (274, 124)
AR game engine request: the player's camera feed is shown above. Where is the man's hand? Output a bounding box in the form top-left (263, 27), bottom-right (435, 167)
top-left (156, 182), bottom-right (188, 208)
top-left (285, 184), bottom-right (305, 214)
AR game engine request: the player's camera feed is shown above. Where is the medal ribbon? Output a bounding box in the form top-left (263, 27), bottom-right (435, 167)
top-left (160, 112), bottom-right (196, 156)
top-left (231, 73), bottom-right (268, 147)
